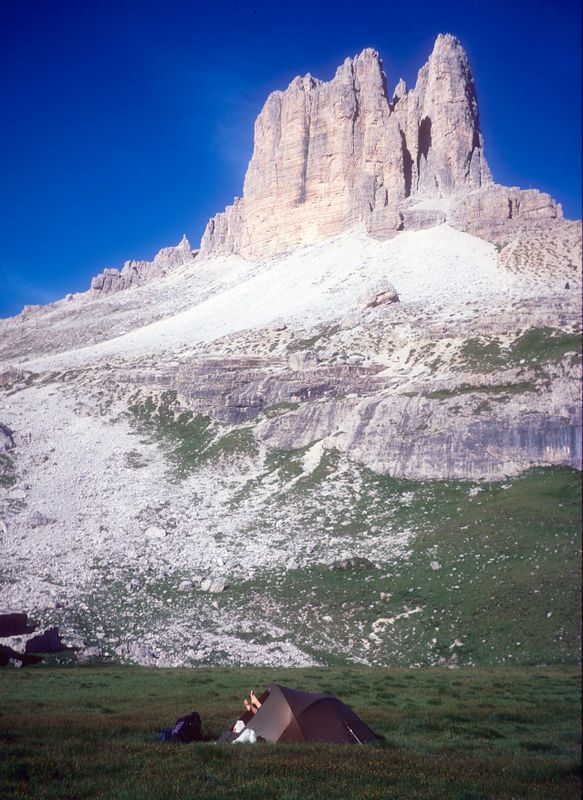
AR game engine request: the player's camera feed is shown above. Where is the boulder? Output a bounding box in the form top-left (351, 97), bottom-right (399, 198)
top-left (359, 279), bottom-right (399, 309)
top-left (0, 422), bottom-right (15, 451)
top-left (0, 613), bottom-right (36, 637)
top-left (329, 557), bottom-right (376, 571)
top-left (25, 627), bottom-right (72, 654)
top-left (77, 646), bottom-right (103, 663)
top-left (289, 350), bottom-right (319, 371)
top-left (145, 526), bottom-right (166, 540)
top-left (0, 368), bottom-right (26, 387)
top-left (115, 640), bottom-right (158, 666)
top-left (199, 577), bottom-right (228, 593)
top-left (28, 511), bottom-right (54, 528)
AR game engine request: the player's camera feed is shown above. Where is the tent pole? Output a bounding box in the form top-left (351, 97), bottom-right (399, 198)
top-left (345, 724), bottom-right (362, 744)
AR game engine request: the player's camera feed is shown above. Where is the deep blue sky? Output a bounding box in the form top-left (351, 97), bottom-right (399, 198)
top-left (1, 0), bottom-right (581, 317)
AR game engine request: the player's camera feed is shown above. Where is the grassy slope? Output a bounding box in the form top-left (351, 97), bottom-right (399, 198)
top-left (0, 665), bottom-right (580, 800)
top-left (220, 467), bottom-right (582, 666)
top-left (458, 327), bottom-right (581, 373)
top-left (3, 329), bottom-right (580, 672)
top-left (77, 329), bottom-right (583, 667)
top-left (39, 457), bottom-right (580, 668)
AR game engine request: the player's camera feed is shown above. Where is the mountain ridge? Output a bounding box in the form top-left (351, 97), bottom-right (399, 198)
top-left (0, 34), bottom-right (580, 670)
top-left (199, 34), bottom-right (563, 260)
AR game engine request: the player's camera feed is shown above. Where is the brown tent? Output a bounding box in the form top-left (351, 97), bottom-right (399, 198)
top-left (240, 684), bottom-right (379, 744)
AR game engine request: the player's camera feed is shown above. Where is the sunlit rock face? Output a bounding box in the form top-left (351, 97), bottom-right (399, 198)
top-left (200, 34), bottom-right (566, 260)
top-left (447, 186), bottom-right (563, 242)
top-left (391, 33), bottom-right (491, 199)
top-left (90, 235), bottom-right (196, 295)
top-left (201, 34), bottom-right (496, 258)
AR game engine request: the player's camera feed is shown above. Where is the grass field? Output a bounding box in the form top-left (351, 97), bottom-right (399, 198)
top-left (212, 466), bottom-right (582, 667)
top-left (0, 664), bottom-right (580, 799)
top-left (22, 464), bottom-right (580, 670)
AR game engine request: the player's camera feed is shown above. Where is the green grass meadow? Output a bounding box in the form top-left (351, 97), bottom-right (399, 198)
top-left (0, 665), bottom-right (580, 799)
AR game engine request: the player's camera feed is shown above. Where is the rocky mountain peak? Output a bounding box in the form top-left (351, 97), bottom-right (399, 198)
top-left (432, 31), bottom-right (463, 53)
top-left (394, 32), bottom-right (489, 199)
top-left (392, 78), bottom-right (408, 104)
top-left (287, 73), bottom-right (322, 92)
top-left (84, 34), bottom-right (565, 293)
top-left (200, 34), bottom-right (501, 259)
top-left (90, 235), bottom-right (196, 296)
top-left (334, 47), bottom-right (388, 96)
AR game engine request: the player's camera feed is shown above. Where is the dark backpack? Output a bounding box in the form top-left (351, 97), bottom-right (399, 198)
top-left (170, 711), bottom-right (202, 743)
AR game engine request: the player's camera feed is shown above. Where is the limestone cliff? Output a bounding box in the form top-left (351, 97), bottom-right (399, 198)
top-left (90, 235), bottom-right (196, 295)
top-left (201, 34), bottom-right (562, 258)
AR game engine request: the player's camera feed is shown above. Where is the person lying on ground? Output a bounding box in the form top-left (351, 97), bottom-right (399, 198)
top-left (243, 689), bottom-right (262, 714)
top-left (216, 689), bottom-right (270, 743)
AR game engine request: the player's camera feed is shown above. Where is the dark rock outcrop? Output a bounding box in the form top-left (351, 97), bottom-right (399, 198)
top-left (0, 613), bottom-right (36, 637)
top-left (0, 422), bottom-right (15, 451)
top-left (25, 627), bottom-right (73, 654)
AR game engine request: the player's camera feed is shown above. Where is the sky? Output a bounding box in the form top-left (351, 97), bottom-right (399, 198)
top-left (0, 0), bottom-right (581, 318)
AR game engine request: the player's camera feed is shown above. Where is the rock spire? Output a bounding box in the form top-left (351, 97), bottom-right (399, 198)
top-left (91, 235), bottom-right (196, 295)
top-left (201, 34), bottom-right (562, 259)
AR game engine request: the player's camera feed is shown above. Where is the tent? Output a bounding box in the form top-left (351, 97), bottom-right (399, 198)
top-left (237, 684), bottom-right (379, 744)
